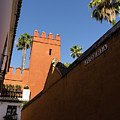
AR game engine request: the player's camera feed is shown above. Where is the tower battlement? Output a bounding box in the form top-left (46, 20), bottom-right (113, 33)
top-left (9, 67), bottom-right (21, 74)
top-left (4, 29), bottom-right (61, 99)
top-left (4, 67), bottom-right (29, 89)
top-left (28, 30), bottom-right (61, 99)
top-left (8, 67), bottom-right (29, 75)
top-left (33, 30), bottom-right (60, 45)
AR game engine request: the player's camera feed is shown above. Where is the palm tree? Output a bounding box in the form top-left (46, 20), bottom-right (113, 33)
top-left (16, 37), bottom-right (25, 74)
top-left (63, 62), bottom-right (71, 67)
top-left (16, 32), bottom-right (32, 73)
top-left (21, 33), bottom-right (32, 70)
top-left (70, 45), bottom-right (82, 59)
top-left (88, 0), bottom-right (120, 26)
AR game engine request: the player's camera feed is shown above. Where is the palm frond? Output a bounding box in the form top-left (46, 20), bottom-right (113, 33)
top-left (70, 45), bottom-right (82, 59)
top-left (73, 54), bottom-right (76, 58)
top-left (89, 0), bottom-right (120, 25)
top-left (70, 52), bottom-right (74, 56)
top-left (70, 48), bottom-right (74, 51)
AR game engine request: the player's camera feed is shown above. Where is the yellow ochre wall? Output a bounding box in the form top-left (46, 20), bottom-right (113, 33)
top-left (21, 24), bottom-right (120, 120)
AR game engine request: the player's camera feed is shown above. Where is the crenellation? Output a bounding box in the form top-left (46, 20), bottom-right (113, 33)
top-left (34, 30), bottom-right (39, 36)
top-left (56, 34), bottom-right (60, 40)
top-left (9, 66), bottom-right (14, 73)
top-left (34, 30), bottom-right (60, 41)
top-left (48, 33), bottom-right (53, 39)
top-left (41, 32), bottom-right (46, 38)
top-left (16, 67), bottom-right (21, 74)
top-left (23, 68), bottom-right (29, 75)
top-left (4, 67), bottom-right (29, 90)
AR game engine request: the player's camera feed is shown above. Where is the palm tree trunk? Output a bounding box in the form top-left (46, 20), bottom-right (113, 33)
top-left (76, 53), bottom-right (79, 59)
top-left (23, 43), bottom-right (27, 70)
top-left (21, 48), bottom-right (24, 74)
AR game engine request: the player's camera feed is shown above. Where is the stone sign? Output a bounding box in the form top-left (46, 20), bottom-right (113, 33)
top-left (84, 44), bottom-right (107, 65)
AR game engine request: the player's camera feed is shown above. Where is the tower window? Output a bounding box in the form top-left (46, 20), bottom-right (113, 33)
top-left (49, 49), bottom-right (52, 55)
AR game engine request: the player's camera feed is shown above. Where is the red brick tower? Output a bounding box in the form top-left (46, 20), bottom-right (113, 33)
top-left (28, 30), bottom-right (60, 99)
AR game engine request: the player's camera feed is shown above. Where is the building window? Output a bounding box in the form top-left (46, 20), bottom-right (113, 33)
top-left (3, 105), bottom-right (17, 120)
top-left (49, 49), bottom-right (52, 55)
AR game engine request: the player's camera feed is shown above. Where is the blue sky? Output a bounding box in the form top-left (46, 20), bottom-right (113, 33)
top-left (10, 0), bottom-right (119, 71)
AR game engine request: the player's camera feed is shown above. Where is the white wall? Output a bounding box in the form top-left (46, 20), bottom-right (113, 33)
top-left (22, 89), bottom-right (30, 101)
top-left (0, 101), bottom-right (22, 120)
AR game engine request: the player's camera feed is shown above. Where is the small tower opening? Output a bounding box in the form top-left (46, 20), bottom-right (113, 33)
top-left (49, 49), bottom-right (52, 55)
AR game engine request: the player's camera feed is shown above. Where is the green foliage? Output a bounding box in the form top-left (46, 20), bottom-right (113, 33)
top-left (16, 32), bottom-right (33, 50)
top-left (8, 84), bottom-right (12, 89)
top-left (63, 62), bottom-right (71, 67)
top-left (18, 85), bottom-right (21, 90)
top-left (16, 32), bottom-right (33, 73)
top-left (112, 19), bottom-right (116, 25)
top-left (70, 45), bottom-right (82, 59)
top-left (15, 85), bottom-right (21, 91)
top-left (11, 85), bottom-right (14, 89)
top-left (15, 85), bottom-right (19, 89)
top-left (5, 84), bottom-right (8, 88)
top-left (88, 0), bottom-right (120, 25)
top-left (22, 101), bottom-right (28, 109)
top-left (24, 85), bottom-right (29, 89)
